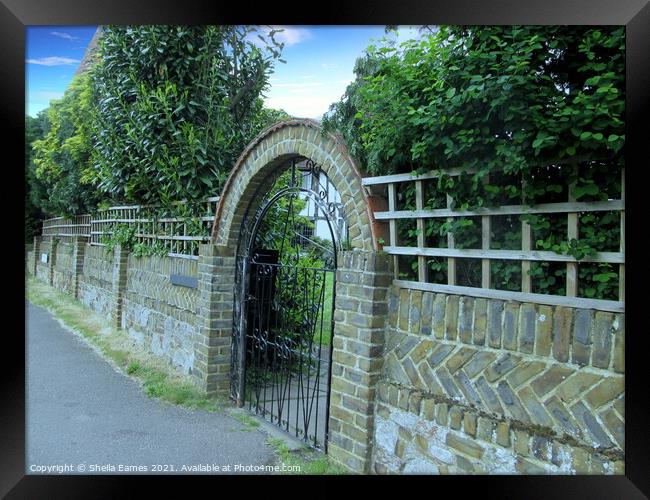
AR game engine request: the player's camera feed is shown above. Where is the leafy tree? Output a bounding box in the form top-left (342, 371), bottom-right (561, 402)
top-left (27, 25), bottom-right (289, 252)
top-left (323, 26), bottom-right (624, 300)
top-left (91, 25), bottom-right (286, 209)
top-left (25, 112), bottom-right (49, 240)
top-left (325, 26), bottom-right (623, 176)
top-left (31, 72), bottom-right (101, 217)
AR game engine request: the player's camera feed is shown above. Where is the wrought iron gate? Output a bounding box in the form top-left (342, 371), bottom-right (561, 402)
top-left (230, 159), bottom-right (346, 450)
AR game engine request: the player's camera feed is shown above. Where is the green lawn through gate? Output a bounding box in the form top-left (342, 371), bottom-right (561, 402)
top-left (314, 271), bottom-right (334, 348)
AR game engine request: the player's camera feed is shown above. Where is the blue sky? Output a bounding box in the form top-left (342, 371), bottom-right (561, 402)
top-left (255, 26), bottom-right (422, 119)
top-left (25, 26), bottom-right (98, 117)
top-left (25, 25), bottom-right (423, 119)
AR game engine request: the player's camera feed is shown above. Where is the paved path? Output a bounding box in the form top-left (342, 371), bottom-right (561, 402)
top-left (26, 301), bottom-right (279, 475)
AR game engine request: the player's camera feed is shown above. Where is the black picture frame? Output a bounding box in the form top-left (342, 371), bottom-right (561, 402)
top-left (3, 0), bottom-right (649, 497)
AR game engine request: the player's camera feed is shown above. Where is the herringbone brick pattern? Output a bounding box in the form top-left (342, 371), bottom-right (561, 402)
top-left (383, 288), bottom-right (624, 453)
top-left (126, 255), bottom-right (198, 314)
top-left (82, 245), bottom-right (114, 285)
top-left (384, 338), bottom-right (623, 450)
top-left (388, 288), bottom-right (624, 373)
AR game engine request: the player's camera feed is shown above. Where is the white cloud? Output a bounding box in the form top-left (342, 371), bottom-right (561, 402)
top-left (265, 94), bottom-right (335, 119)
top-left (264, 81), bottom-right (349, 119)
top-left (50, 31), bottom-right (79, 41)
top-left (250, 26), bottom-right (312, 47)
top-left (26, 56), bottom-right (80, 66)
top-left (273, 26), bottom-right (312, 46)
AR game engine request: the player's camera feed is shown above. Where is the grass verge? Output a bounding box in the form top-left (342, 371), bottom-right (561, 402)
top-left (266, 437), bottom-right (349, 475)
top-left (227, 409), bottom-right (262, 431)
top-left (26, 277), bottom-right (225, 412)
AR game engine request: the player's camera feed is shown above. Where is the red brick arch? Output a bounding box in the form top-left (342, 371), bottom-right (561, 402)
top-left (211, 118), bottom-right (384, 253)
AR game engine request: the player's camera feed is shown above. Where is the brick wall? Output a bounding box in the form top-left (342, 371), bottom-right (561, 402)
top-left (29, 239), bottom-right (206, 379)
top-left (52, 242), bottom-right (74, 295)
top-left (122, 254), bottom-right (199, 374)
top-left (371, 286), bottom-right (624, 474)
top-left (78, 244), bottom-right (115, 322)
top-left (26, 238), bottom-right (625, 475)
top-left (327, 251), bottom-right (392, 473)
top-left (26, 250), bottom-right (35, 275)
top-left (35, 240), bottom-right (52, 283)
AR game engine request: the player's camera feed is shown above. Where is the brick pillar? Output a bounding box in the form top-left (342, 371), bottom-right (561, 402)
top-left (328, 250), bottom-right (393, 473)
top-left (32, 236), bottom-right (41, 276)
top-left (71, 237), bottom-right (88, 299)
top-left (48, 238), bottom-right (58, 286)
top-left (193, 244), bottom-right (235, 396)
top-left (111, 244), bottom-right (129, 328)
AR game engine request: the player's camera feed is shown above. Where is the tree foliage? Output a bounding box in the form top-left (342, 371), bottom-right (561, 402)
top-left (31, 73), bottom-right (101, 217)
top-left (324, 26), bottom-right (624, 176)
top-left (323, 26), bottom-right (625, 300)
top-left (91, 25), bottom-right (287, 208)
top-left (27, 23), bottom-right (290, 255)
top-left (25, 113), bottom-right (48, 240)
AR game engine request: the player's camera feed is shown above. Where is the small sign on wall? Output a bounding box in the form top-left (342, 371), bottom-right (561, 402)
top-left (170, 274), bottom-right (198, 289)
top-left (40, 253), bottom-right (49, 264)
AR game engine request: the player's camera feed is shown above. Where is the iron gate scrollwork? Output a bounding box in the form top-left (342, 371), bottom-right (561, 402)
top-left (230, 158), bottom-right (347, 450)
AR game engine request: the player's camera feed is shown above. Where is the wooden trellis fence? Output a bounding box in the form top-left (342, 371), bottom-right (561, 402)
top-left (41, 196), bottom-right (219, 259)
top-left (42, 215), bottom-right (92, 242)
top-left (362, 163), bottom-right (624, 313)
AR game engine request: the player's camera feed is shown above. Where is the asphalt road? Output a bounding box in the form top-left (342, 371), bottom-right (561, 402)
top-left (25, 300), bottom-right (279, 475)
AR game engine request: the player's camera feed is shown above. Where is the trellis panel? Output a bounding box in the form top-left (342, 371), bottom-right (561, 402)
top-left (365, 162), bottom-right (624, 312)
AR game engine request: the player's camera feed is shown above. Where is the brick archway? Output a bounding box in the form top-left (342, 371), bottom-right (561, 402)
top-left (196, 119), bottom-right (391, 472)
top-left (211, 118), bottom-right (380, 252)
